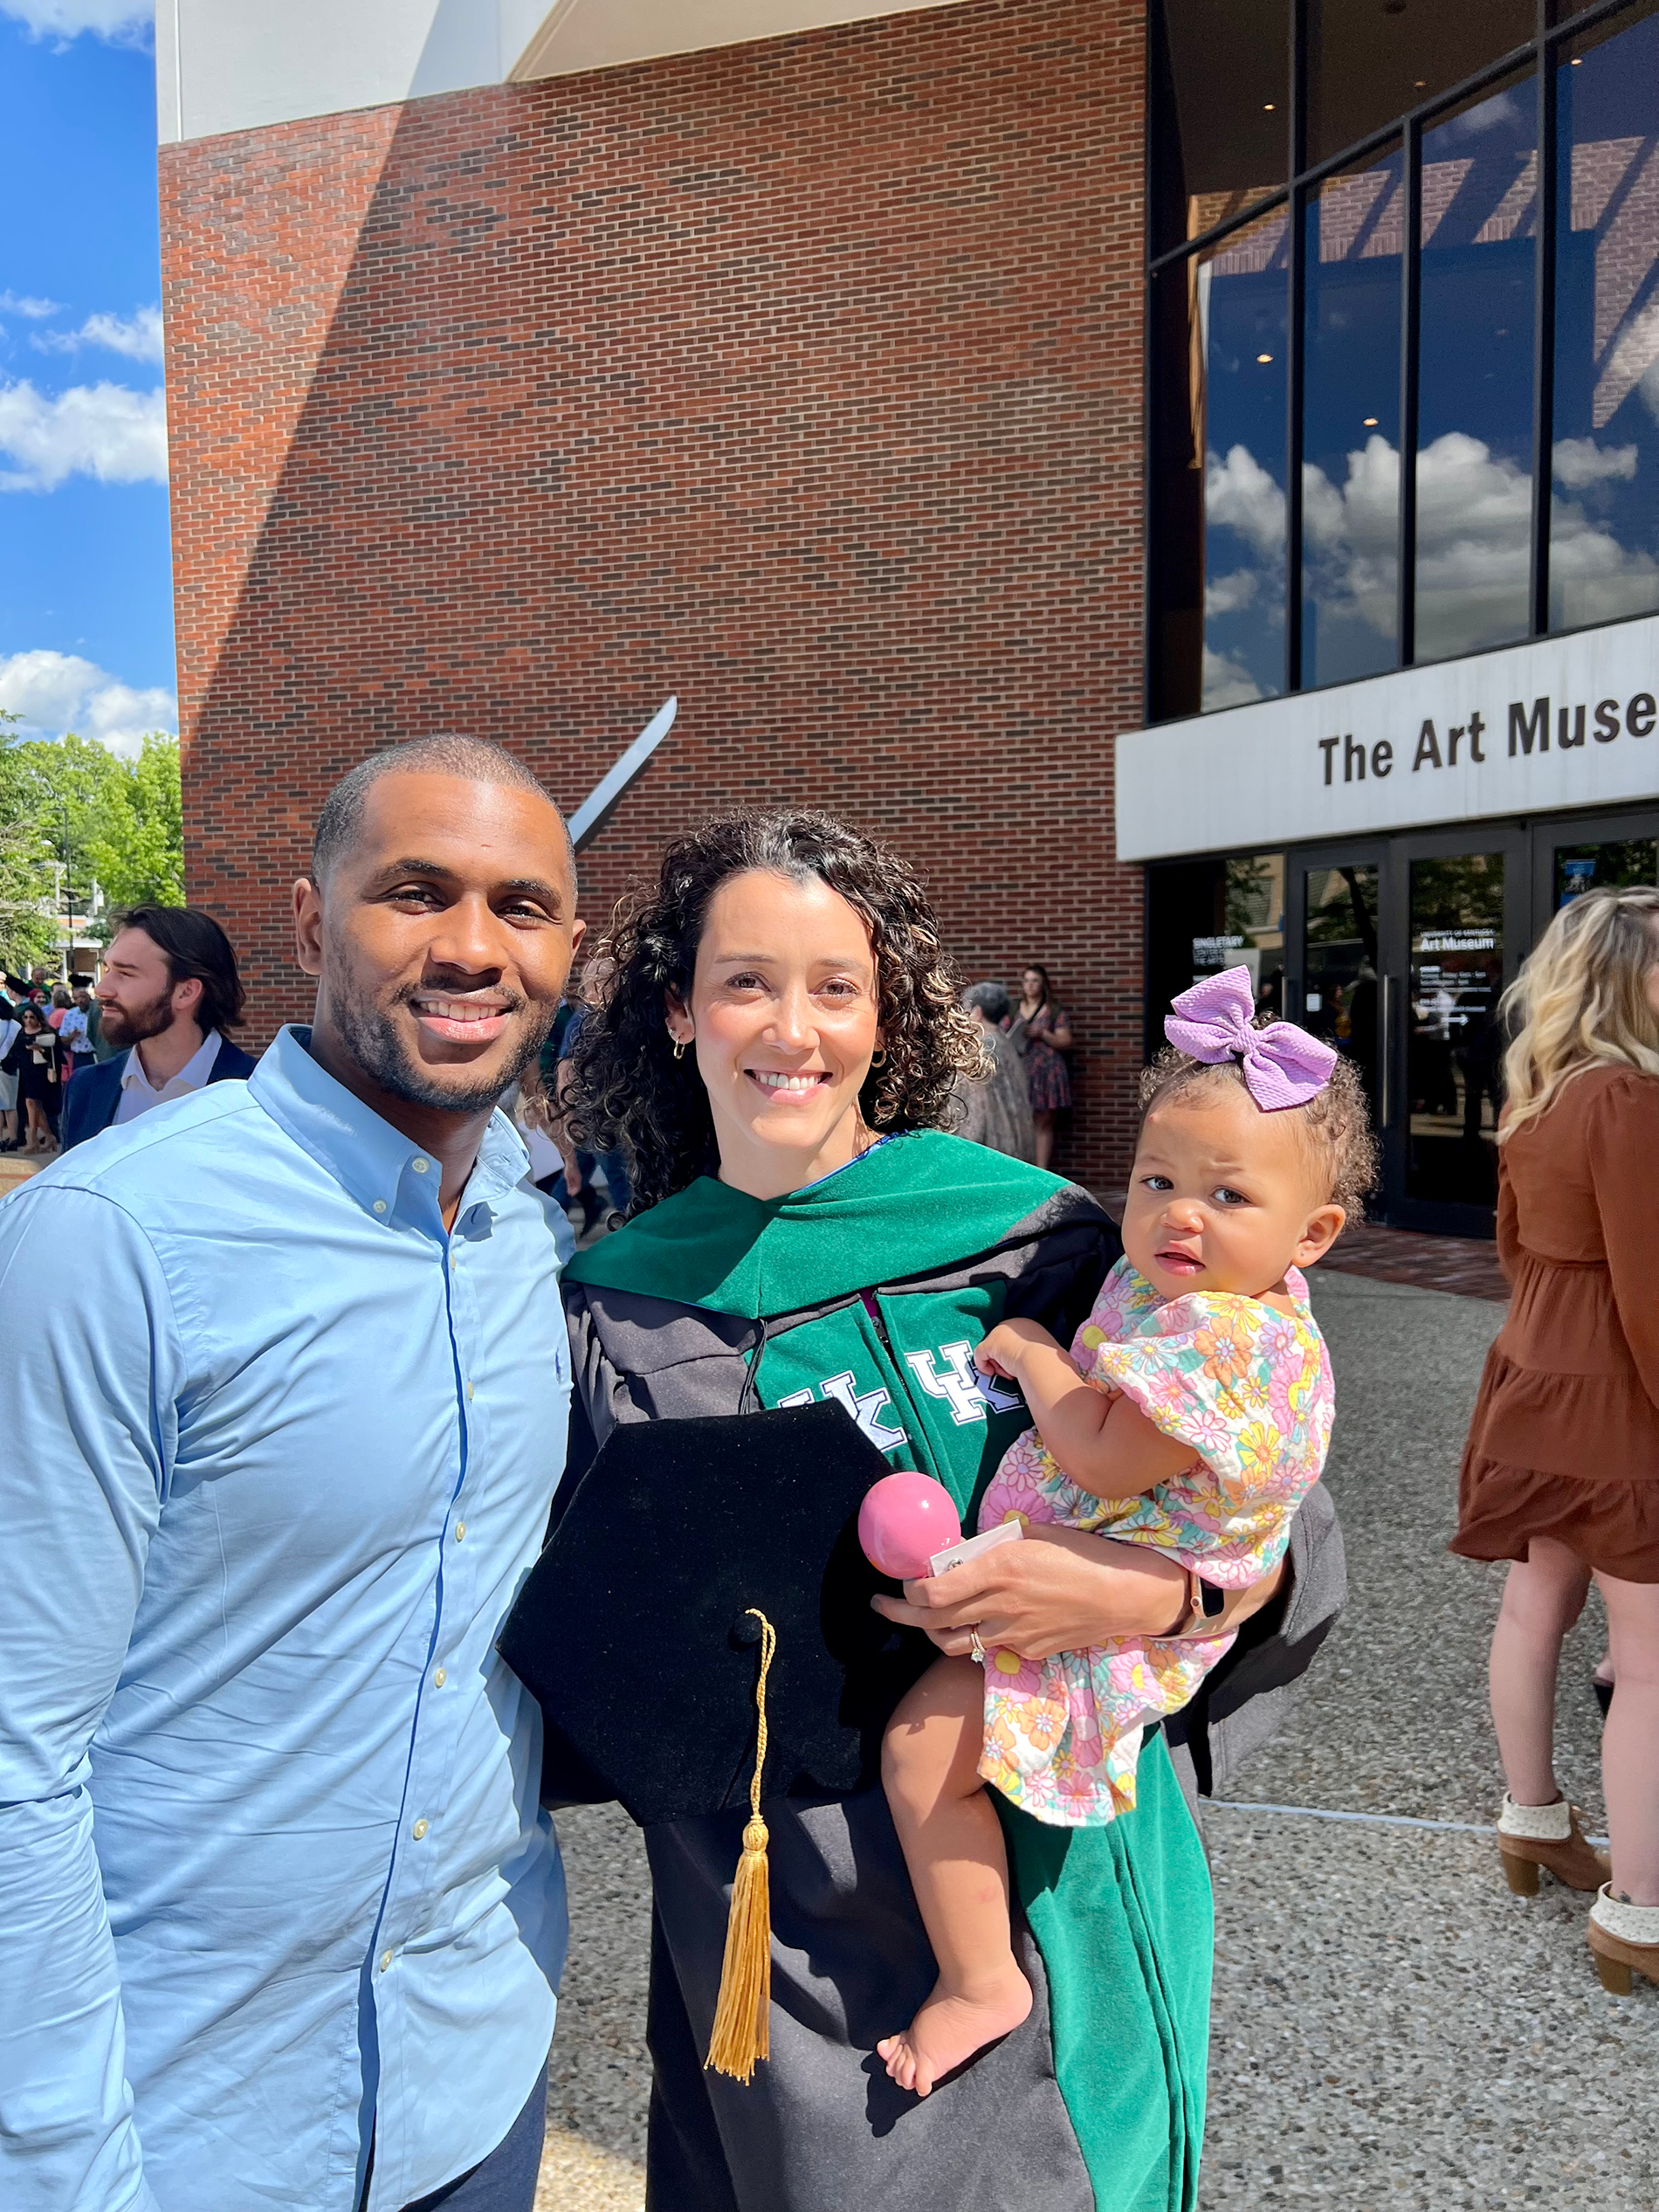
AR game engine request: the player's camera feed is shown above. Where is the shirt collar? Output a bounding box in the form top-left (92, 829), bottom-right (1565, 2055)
top-left (120, 1027), bottom-right (224, 1095)
top-left (248, 1025), bottom-right (530, 1228)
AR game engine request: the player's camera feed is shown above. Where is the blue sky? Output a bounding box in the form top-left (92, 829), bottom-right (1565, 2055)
top-left (0, 0), bottom-right (174, 755)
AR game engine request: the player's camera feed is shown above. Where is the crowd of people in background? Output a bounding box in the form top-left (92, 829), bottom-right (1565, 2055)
top-left (0, 908), bottom-right (253, 1158)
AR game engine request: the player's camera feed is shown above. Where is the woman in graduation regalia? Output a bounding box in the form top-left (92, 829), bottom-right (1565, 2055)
top-left (553, 811), bottom-right (1345, 2212)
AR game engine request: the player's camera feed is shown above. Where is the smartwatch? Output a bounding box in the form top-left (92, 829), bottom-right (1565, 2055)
top-left (1176, 1568), bottom-right (1227, 1636)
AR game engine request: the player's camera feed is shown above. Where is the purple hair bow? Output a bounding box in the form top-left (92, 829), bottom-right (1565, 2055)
top-left (1165, 966), bottom-right (1336, 1112)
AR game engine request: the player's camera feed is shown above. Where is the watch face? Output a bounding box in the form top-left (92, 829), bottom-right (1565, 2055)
top-left (1200, 1577), bottom-right (1226, 1618)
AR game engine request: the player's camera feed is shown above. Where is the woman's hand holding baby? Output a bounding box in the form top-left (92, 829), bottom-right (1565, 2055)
top-left (871, 1530), bottom-right (1289, 1657)
top-left (874, 1525), bottom-right (1188, 1657)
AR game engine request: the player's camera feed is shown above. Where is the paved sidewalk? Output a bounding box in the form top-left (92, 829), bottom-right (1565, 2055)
top-left (537, 1267), bottom-right (1659, 2208)
top-left (1201, 1265), bottom-right (1659, 2209)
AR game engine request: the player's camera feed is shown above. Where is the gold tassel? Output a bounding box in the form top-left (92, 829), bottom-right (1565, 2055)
top-left (705, 1609), bottom-right (776, 2084)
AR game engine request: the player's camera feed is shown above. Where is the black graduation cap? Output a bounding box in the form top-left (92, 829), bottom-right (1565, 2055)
top-left (499, 1400), bottom-right (935, 1830)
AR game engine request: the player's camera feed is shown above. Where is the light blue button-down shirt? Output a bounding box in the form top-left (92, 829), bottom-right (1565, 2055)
top-left (0, 1027), bottom-right (574, 2212)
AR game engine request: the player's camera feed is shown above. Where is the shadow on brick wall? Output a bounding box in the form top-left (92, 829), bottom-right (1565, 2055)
top-left (165, 0), bottom-right (1150, 1187)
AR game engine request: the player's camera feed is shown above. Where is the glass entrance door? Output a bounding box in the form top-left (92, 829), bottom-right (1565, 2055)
top-left (1287, 828), bottom-right (1526, 1234)
top-left (1404, 851), bottom-right (1507, 1212)
top-left (1391, 829), bottom-right (1528, 1232)
top-left (1301, 861), bottom-right (1381, 1128)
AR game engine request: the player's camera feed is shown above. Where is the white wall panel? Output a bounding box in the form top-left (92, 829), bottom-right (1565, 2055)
top-left (1116, 617), bottom-right (1659, 862)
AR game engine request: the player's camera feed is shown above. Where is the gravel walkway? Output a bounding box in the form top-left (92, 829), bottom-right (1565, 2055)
top-left (538, 1266), bottom-right (1659, 2208)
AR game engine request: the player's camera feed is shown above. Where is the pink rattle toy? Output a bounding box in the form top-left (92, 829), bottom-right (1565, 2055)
top-left (858, 1471), bottom-right (962, 1581)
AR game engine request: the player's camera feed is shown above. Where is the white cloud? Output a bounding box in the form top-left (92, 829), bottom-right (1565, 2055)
top-left (1204, 569), bottom-right (1259, 618)
top-left (1201, 646), bottom-right (1264, 713)
top-left (0, 289), bottom-right (61, 320)
top-left (1552, 438), bottom-right (1639, 488)
top-left (1288, 427), bottom-right (1657, 658)
top-left (1205, 443), bottom-right (1286, 557)
top-left (34, 307), bottom-right (163, 364)
top-left (0, 1), bottom-right (152, 38)
top-left (0, 378), bottom-right (168, 491)
top-left (0, 649), bottom-right (176, 758)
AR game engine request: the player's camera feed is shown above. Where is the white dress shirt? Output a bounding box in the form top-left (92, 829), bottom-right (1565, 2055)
top-left (113, 1027), bottom-right (223, 1125)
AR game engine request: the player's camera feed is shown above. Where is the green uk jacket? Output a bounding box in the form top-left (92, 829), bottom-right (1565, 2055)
top-left (559, 1131), bottom-right (1345, 2212)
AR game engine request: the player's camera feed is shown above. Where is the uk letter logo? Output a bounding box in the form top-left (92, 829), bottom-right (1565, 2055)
top-left (905, 1342), bottom-right (1022, 1426)
top-left (777, 1371), bottom-right (908, 1451)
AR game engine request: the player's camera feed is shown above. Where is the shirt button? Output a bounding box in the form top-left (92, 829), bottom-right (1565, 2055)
top-left (465, 1382), bottom-right (475, 1402)
top-left (373, 1199), bottom-right (388, 1216)
top-left (379, 1950), bottom-right (393, 1974)
top-left (454, 1521), bottom-right (466, 1541)
top-left (412, 1157), bottom-right (429, 1174)
top-left (411, 1818), bottom-right (429, 1841)
top-left (433, 1666), bottom-right (447, 1687)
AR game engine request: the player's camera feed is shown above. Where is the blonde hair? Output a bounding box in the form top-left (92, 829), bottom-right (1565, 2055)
top-left (1500, 886), bottom-right (1659, 1140)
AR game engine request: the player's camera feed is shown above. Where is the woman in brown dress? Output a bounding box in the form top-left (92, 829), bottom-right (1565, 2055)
top-left (1454, 886), bottom-right (1659, 1995)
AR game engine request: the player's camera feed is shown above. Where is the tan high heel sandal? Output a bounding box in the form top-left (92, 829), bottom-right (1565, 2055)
top-left (1496, 1796), bottom-right (1609, 1896)
top-left (1588, 1887), bottom-right (1659, 1995)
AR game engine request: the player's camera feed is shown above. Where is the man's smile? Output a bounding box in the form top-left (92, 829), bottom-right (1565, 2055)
top-left (409, 990), bottom-right (515, 1044)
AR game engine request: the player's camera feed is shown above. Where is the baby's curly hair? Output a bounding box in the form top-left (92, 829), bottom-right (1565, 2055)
top-left (1138, 1032), bottom-right (1380, 1220)
top-left (566, 809), bottom-right (986, 1214)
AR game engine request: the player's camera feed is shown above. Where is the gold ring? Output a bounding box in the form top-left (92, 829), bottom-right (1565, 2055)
top-left (969, 1628), bottom-right (987, 1665)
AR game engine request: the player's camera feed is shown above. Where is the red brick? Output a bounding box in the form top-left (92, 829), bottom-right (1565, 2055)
top-left (160, 0), bottom-right (1149, 1188)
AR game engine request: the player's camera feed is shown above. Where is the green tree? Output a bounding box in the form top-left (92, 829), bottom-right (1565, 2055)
top-left (0, 718), bottom-right (185, 969)
top-left (82, 734), bottom-right (185, 910)
top-left (0, 710), bottom-right (59, 973)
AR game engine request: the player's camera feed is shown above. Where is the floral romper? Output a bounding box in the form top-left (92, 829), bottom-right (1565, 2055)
top-left (977, 1257), bottom-right (1334, 1827)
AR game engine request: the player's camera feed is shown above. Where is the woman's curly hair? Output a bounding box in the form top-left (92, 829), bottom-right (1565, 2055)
top-left (1138, 1032), bottom-right (1380, 1220)
top-left (567, 810), bottom-right (985, 1214)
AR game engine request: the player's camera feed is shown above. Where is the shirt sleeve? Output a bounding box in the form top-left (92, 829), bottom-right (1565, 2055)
top-left (1494, 1147), bottom-right (1520, 1282)
top-left (1587, 1072), bottom-right (1659, 1418)
top-left (0, 1183), bottom-right (180, 2212)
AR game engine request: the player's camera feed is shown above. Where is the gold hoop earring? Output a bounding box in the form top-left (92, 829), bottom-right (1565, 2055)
top-left (870, 1047), bottom-right (887, 1069)
top-left (671, 1035), bottom-right (687, 1061)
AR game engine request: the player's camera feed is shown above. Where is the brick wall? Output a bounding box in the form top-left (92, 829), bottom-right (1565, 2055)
top-left (160, 0), bottom-right (1149, 1189)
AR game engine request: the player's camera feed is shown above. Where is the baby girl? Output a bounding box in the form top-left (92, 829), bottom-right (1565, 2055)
top-left (875, 968), bottom-right (1376, 2096)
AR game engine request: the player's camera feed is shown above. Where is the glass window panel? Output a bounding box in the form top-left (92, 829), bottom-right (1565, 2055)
top-left (1415, 74), bottom-right (1538, 664)
top-left (1407, 852), bottom-right (1506, 1208)
top-left (1301, 146), bottom-right (1405, 688)
top-left (1151, 0), bottom-right (1288, 256)
top-left (1201, 210), bottom-right (1291, 709)
top-left (1146, 854), bottom-right (1286, 1058)
top-left (1553, 836), bottom-right (1659, 906)
top-left (1306, 0), bottom-right (1534, 168)
top-left (1549, 0), bottom-right (1659, 632)
top-left (1148, 207), bottom-right (1290, 720)
top-left (1303, 863), bottom-right (1380, 1126)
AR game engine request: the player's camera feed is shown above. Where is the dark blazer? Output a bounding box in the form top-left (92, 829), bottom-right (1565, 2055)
top-left (60, 1034), bottom-right (258, 1153)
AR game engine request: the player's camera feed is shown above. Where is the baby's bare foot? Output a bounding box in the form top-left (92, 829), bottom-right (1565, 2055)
top-left (876, 1969), bottom-right (1032, 2097)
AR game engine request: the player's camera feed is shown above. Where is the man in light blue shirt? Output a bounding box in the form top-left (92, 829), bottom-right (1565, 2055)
top-left (0, 735), bottom-right (586, 2212)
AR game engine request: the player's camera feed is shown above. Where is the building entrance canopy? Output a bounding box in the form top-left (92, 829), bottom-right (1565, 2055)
top-left (1117, 614), bottom-right (1659, 861)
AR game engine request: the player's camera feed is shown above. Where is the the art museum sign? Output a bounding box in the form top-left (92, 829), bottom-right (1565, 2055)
top-left (1115, 615), bottom-right (1659, 863)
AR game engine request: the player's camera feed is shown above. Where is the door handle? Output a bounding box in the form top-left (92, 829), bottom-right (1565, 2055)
top-left (1380, 975), bottom-right (1394, 1131)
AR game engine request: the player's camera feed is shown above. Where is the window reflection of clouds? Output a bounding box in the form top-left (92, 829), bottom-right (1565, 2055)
top-left (1415, 78), bottom-right (1537, 661)
top-left (1551, 8), bottom-right (1659, 631)
top-left (1154, 2), bottom-right (1659, 720)
top-left (1196, 206), bottom-right (1288, 710)
top-left (1301, 150), bottom-right (1403, 688)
